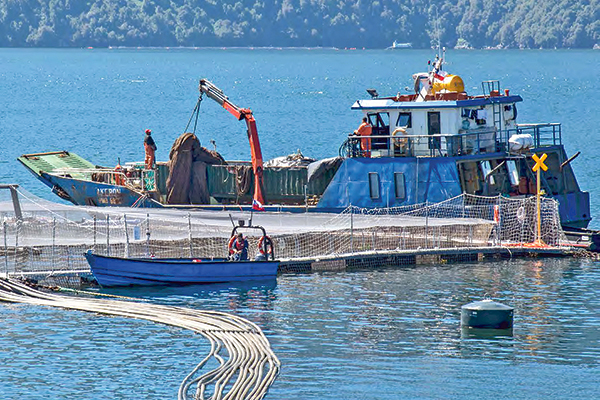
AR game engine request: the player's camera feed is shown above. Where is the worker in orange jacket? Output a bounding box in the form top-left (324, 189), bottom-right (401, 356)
top-left (144, 129), bottom-right (157, 169)
top-left (354, 117), bottom-right (372, 157)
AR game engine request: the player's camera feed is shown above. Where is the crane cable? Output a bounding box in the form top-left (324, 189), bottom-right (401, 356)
top-left (184, 95), bottom-right (203, 135)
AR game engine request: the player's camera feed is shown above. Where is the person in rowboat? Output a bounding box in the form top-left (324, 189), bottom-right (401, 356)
top-left (229, 232), bottom-right (249, 261)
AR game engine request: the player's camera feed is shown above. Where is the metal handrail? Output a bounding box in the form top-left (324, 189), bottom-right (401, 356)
top-left (513, 123), bottom-right (562, 146)
top-left (343, 122), bottom-right (562, 158)
top-left (47, 168), bottom-right (141, 188)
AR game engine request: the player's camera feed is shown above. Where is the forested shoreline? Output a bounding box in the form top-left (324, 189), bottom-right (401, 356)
top-left (0, 0), bottom-right (598, 49)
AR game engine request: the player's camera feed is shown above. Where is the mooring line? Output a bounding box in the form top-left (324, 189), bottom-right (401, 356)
top-left (0, 278), bottom-right (280, 400)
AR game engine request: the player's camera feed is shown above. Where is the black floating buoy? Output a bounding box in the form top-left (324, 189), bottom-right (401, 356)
top-left (461, 299), bottom-right (514, 330)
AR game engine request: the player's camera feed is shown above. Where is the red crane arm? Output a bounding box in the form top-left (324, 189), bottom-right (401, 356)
top-left (199, 79), bottom-right (266, 205)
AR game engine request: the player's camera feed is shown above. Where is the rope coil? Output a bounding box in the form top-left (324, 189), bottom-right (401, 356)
top-left (0, 278), bottom-right (280, 400)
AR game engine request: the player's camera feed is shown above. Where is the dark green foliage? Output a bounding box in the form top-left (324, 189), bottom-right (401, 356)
top-left (0, 0), bottom-right (597, 48)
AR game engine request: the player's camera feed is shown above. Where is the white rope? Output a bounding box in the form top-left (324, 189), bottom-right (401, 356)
top-left (0, 278), bottom-right (280, 400)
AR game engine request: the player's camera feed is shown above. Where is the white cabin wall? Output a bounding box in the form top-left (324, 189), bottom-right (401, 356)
top-left (410, 110), bottom-right (426, 135)
top-left (485, 105), bottom-right (493, 128)
top-left (442, 109), bottom-right (462, 134)
top-left (406, 109), bottom-right (426, 155)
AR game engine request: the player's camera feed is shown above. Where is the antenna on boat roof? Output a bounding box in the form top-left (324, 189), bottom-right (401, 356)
top-left (433, 8), bottom-right (445, 67)
top-left (436, 8), bottom-right (441, 57)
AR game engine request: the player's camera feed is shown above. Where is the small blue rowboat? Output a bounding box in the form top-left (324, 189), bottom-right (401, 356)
top-left (84, 250), bottom-right (279, 287)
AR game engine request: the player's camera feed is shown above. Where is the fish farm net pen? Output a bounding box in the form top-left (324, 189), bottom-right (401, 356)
top-left (0, 186), bottom-right (569, 287)
top-left (0, 278), bottom-right (280, 400)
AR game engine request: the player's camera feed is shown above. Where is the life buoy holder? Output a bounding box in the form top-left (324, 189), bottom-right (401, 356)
top-left (257, 235), bottom-right (273, 255)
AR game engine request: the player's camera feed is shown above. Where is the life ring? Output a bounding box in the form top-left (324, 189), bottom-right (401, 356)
top-left (391, 127), bottom-right (408, 147)
top-left (516, 206), bottom-right (526, 223)
top-left (227, 236), bottom-right (236, 255)
top-left (257, 235), bottom-right (273, 255)
top-left (493, 205), bottom-right (500, 224)
top-left (114, 165), bottom-right (125, 186)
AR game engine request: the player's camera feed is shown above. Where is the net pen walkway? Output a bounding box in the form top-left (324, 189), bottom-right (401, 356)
top-left (0, 186), bottom-right (578, 286)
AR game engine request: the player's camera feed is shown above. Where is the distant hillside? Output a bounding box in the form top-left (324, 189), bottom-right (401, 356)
top-left (0, 0), bottom-right (597, 48)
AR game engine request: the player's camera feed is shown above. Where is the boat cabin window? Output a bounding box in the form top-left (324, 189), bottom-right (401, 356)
top-left (369, 172), bottom-right (380, 199)
top-left (367, 112), bottom-right (390, 128)
top-left (394, 172), bottom-right (406, 199)
top-left (396, 112), bottom-right (412, 128)
top-left (368, 113), bottom-right (390, 151)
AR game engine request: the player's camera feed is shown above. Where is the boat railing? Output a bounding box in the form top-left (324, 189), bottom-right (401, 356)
top-left (48, 167), bottom-right (144, 189)
top-left (341, 123), bottom-right (562, 158)
top-left (341, 129), bottom-right (498, 158)
top-left (511, 123), bottom-right (562, 147)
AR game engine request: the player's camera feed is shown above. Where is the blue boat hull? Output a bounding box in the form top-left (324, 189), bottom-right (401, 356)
top-left (84, 250), bottom-right (279, 287)
top-left (42, 173), bottom-right (162, 208)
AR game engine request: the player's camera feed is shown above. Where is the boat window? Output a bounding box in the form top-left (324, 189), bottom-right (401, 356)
top-left (369, 172), bottom-right (380, 199)
top-left (480, 161), bottom-right (495, 185)
top-left (368, 113), bottom-right (389, 129)
top-left (368, 113), bottom-right (390, 151)
top-left (394, 172), bottom-right (406, 199)
top-left (507, 160), bottom-right (519, 185)
top-left (396, 112), bottom-right (412, 128)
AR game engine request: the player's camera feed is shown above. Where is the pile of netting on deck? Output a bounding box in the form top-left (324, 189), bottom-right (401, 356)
top-left (0, 278), bottom-right (280, 400)
top-left (0, 188), bottom-right (566, 286)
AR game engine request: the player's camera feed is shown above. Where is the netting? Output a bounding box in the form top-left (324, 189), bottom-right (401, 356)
top-left (343, 193), bottom-right (567, 246)
top-left (0, 186), bottom-right (569, 287)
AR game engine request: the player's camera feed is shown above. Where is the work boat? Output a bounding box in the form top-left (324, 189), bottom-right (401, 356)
top-left (386, 41), bottom-right (412, 49)
top-left (336, 59), bottom-right (588, 231)
top-left (19, 54), bottom-right (590, 232)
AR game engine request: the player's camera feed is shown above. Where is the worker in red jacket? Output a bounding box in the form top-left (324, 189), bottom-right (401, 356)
top-left (354, 117), bottom-right (372, 157)
top-left (228, 233), bottom-right (249, 261)
top-left (144, 129), bottom-right (157, 169)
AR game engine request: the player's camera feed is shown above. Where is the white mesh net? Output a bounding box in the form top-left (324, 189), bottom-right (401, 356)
top-left (0, 186), bottom-right (569, 287)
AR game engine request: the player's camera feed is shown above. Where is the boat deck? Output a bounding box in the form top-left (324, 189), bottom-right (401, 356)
top-left (18, 151), bottom-right (97, 178)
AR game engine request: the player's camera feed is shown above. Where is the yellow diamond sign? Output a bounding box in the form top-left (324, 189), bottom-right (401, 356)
top-left (532, 153), bottom-right (548, 172)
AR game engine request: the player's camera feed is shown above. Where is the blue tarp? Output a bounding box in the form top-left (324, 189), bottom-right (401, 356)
top-left (318, 157), bottom-right (462, 209)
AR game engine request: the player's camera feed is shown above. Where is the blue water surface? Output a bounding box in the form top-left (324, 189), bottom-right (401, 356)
top-left (0, 48), bottom-right (598, 220)
top-left (2, 258), bottom-right (600, 399)
top-left (1, 49), bottom-right (600, 399)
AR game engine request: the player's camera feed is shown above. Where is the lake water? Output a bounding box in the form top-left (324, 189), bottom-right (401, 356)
top-left (1, 48), bottom-right (600, 399)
